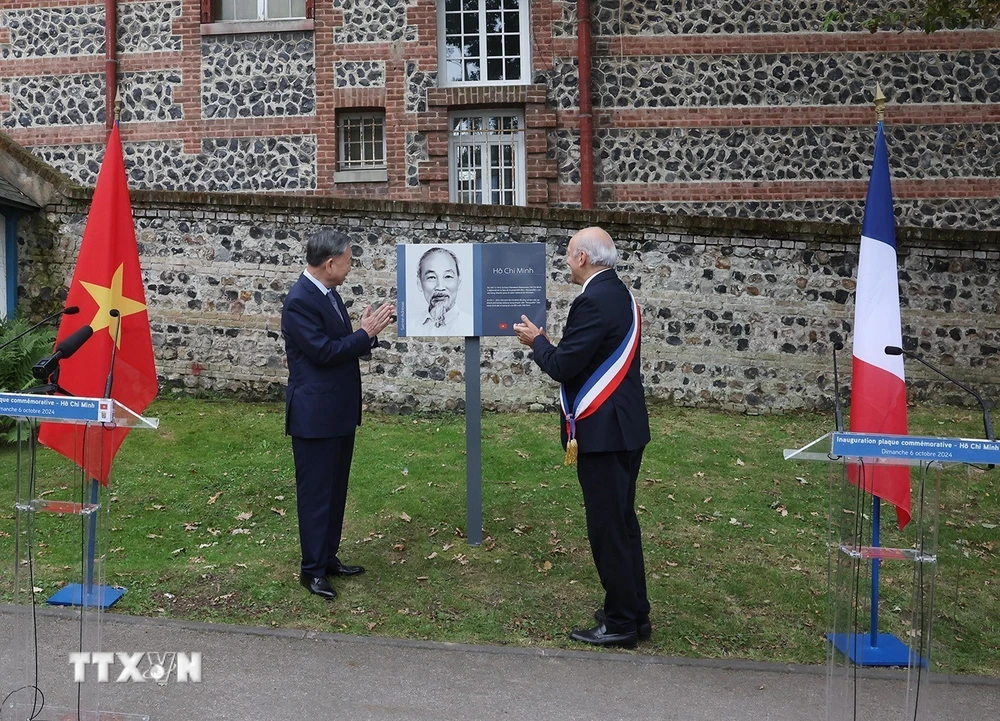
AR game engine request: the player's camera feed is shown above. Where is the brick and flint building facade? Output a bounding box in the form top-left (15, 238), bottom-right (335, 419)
top-left (1, 1), bottom-right (998, 231)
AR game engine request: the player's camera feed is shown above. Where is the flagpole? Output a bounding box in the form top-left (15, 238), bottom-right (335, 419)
top-left (867, 83), bottom-right (887, 651)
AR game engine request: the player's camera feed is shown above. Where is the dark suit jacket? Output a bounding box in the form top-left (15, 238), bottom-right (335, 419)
top-left (531, 270), bottom-right (650, 453)
top-left (281, 274), bottom-right (374, 439)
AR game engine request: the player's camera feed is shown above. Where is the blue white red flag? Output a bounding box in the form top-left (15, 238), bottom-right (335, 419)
top-left (849, 121), bottom-right (911, 529)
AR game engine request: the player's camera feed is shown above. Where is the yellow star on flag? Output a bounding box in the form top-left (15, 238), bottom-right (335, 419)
top-left (80, 264), bottom-right (147, 347)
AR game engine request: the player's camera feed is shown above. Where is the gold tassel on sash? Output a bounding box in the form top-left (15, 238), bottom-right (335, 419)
top-left (564, 437), bottom-right (578, 465)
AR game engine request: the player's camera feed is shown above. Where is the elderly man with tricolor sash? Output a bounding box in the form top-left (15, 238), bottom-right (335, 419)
top-left (514, 226), bottom-right (652, 649)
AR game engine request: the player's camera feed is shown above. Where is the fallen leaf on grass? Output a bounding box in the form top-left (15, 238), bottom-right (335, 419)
top-left (183, 522), bottom-right (200, 532)
top-left (703, 496), bottom-right (712, 504)
top-left (109, 547), bottom-right (124, 553)
top-left (516, 449), bottom-right (530, 459)
top-left (400, 512), bottom-right (411, 522)
top-left (392, 485), bottom-right (407, 494)
top-left (236, 511), bottom-right (253, 521)
top-left (735, 458), bottom-right (745, 466)
top-left (207, 492), bottom-right (222, 505)
top-left (147, 534), bottom-right (162, 539)
top-left (426, 552), bottom-right (438, 559)
top-left (236, 563), bottom-right (247, 568)
top-left (170, 547), bottom-right (185, 556)
top-left (231, 528), bottom-right (250, 535)
top-left (271, 507), bottom-right (286, 517)
top-left (416, 576), bottom-right (429, 582)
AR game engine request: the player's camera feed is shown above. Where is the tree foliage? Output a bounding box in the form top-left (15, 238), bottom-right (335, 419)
top-left (0, 314), bottom-right (56, 440)
top-left (824, 1), bottom-right (1000, 33)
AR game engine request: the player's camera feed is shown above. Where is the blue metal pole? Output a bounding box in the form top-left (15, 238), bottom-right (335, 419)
top-left (870, 496), bottom-right (881, 647)
top-left (85, 478), bottom-right (98, 599)
top-left (465, 337), bottom-right (482, 546)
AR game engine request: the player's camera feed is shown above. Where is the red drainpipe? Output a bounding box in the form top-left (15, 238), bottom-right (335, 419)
top-left (105, 0), bottom-right (118, 130)
top-left (577, 0), bottom-right (594, 210)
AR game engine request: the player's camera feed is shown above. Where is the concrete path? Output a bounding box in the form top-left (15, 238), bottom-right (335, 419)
top-left (1, 607), bottom-right (997, 721)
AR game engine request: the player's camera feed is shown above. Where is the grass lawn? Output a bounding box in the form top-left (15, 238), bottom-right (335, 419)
top-left (1, 399), bottom-right (997, 677)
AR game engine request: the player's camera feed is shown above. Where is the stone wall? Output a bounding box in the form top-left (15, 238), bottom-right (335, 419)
top-left (15, 192), bottom-right (1000, 413)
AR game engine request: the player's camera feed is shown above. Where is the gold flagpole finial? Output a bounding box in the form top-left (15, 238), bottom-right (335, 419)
top-left (874, 82), bottom-right (886, 122)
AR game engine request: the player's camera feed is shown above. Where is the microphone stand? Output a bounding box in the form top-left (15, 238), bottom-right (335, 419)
top-left (886, 345), bottom-right (995, 441)
top-left (103, 310), bottom-right (122, 398)
top-left (0, 306), bottom-right (79, 352)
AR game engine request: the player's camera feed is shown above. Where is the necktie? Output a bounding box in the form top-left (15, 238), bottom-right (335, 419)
top-left (327, 289), bottom-right (346, 326)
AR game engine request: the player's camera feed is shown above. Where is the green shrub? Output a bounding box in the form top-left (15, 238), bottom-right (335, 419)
top-left (0, 313), bottom-right (57, 439)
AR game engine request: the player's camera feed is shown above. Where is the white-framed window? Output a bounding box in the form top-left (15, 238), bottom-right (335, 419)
top-left (438, 0), bottom-right (530, 86)
top-left (211, 0), bottom-right (306, 22)
top-left (448, 110), bottom-right (525, 206)
top-left (338, 112), bottom-right (386, 171)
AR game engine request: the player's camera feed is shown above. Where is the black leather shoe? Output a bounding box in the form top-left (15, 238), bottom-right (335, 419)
top-left (327, 559), bottom-right (365, 576)
top-left (569, 624), bottom-right (638, 649)
top-left (594, 609), bottom-right (652, 641)
top-left (300, 573), bottom-right (337, 600)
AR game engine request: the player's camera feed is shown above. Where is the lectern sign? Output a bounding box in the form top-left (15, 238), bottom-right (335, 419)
top-left (0, 392), bottom-right (112, 423)
top-left (832, 431), bottom-right (1000, 465)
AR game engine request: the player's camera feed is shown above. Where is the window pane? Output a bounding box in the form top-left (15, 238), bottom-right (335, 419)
top-left (268, 0), bottom-right (291, 19)
top-left (486, 59), bottom-right (502, 81)
top-left (464, 60), bottom-right (480, 82)
top-left (446, 58), bottom-right (464, 83)
top-left (445, 12), bottom-right (461, 35)
top-left (339, 114), bottom-right (386, 170)
top-left (486, 34), bottom-right (502, 58)
top-left (505, 58), bottom-right (520, 80)
top-left (233, 0), bottom-right (260, 20)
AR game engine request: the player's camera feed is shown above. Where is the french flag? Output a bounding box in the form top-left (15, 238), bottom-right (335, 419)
top-left (849, 121), bottom-right (911, 529)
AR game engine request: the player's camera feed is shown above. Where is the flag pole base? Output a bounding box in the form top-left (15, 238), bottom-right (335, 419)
top-left (827, 631), bottom-right (926, 667)
top-left (47, 583), bottom-right (126, 609)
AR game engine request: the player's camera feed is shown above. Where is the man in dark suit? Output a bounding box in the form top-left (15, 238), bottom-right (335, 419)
top-left (513, 226), bottom-right (651, 648)
top-left (281, 228), bottom-right (395, 600)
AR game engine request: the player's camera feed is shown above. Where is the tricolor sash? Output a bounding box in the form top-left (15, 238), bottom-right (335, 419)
top-left (560, 293), bottom-right (641, 464)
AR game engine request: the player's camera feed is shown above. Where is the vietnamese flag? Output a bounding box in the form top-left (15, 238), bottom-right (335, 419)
top-left (848, 121), bottom-right (911, 529)
top-left (38, 124), bottom-right (157, 484)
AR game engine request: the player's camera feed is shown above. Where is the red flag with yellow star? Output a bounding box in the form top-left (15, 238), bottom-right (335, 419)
top-left (38, 124), bottom-right (157, 484)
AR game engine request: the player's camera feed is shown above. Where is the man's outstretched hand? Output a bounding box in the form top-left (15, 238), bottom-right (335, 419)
top-left (361, 303), bottom-right (396, 338)
top-left (513, 315), bottom-right (545, 348)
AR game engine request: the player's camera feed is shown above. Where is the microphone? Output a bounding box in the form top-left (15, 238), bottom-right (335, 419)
top-left (0, 306), bottom-right (80, 352)
top-left (31, 325), bottom-right (95, 381)
top-left (103, 310), bottom-right (121, 398)
top-left (832, 342), bottom-right (845, 432)
top-left (885, 345), bottom-right (995, 441)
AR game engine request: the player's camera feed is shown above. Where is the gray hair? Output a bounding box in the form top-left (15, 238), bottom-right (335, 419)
top-left (306, 228), bottom-right (352, 267)
top-left (574, 231), bottom-right (617, 268)
top-left (417, 246), bottom-right (461, 279)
